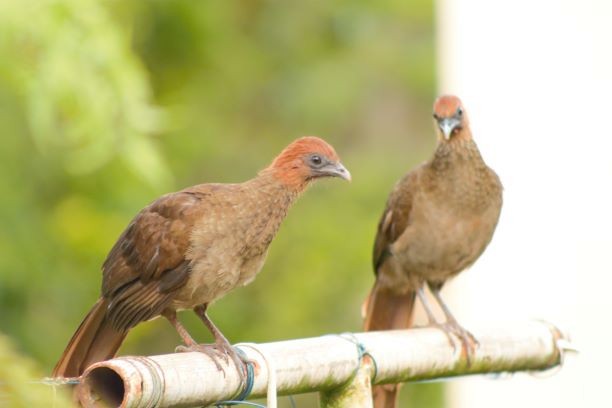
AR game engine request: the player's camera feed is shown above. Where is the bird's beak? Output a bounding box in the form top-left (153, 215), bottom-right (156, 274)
top-left (320, 162), bottom-right (351, 181)
top-left (438, 117), bottom-right (461, 140)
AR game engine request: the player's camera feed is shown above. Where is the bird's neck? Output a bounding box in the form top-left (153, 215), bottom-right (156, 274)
top-left (431, 138), bottom-right (487, 172)
top-left (247, 170), bottom-right (303, 216)
top-left (246, 171), bottom-right (302, 202)
top-left (234, 173), bottom-right (302, 257)
top-left (427, 138), bottom-right (499, 211)
top-left (257, 167), bottom-right (310, 195)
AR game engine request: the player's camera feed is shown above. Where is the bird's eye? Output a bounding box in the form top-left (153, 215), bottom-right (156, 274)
top-left (433, 113), bottom-right (439, 120)
top-left (310, 155), bottom-right (323, 166)
top-left (456, 107), bottom-right (463, 116)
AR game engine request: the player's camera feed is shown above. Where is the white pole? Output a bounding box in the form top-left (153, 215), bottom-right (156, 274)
top-left (74, 321), bottom-right (570, 408)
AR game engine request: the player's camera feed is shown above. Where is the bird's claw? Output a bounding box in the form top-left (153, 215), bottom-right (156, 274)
top-left (431, 322), bottom-right (479, 365)
top-left (175, 343), bottom-right (232, 374)
top-left (175, 342), bottom-right (249, 381)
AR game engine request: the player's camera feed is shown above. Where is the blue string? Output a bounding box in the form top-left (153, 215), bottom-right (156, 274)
top-left (214, 397), bottom-right (297, 408)
top-left (337, 333), bottom-right (378, 383)
top-left (215, 401), bottom-right (265, 408)
top-left (215, 347), bottom-right (256, 407)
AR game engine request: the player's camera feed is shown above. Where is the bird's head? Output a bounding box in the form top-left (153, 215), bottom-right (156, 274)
top-left (266, 136), bottom-right (351, 190)
top-left (433, 95), bottom-right (471, 142)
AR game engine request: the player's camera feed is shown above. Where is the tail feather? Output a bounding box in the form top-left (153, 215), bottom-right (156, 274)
top-left (363, 280), bottom-right (416, 331)
top-left (373, 384), bottom-right (401, 408)
top-left (53, 298), bottom-right (127, 378)
top-left (363, 280), bottom-right (417, 408)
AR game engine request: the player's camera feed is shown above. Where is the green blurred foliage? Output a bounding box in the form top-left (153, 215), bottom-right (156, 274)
top-left (0, 334), bottom-right (72, 407)
top-left (0, 0), bottom-right (440, 406)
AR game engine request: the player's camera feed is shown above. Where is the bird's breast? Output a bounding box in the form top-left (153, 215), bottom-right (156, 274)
top-left (172, 190), bottom-right (292, 308)
top-left (393, 192), bottom-right (501, 283)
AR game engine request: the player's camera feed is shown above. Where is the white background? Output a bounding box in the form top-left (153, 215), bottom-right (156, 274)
top-left (437, 0), bottom-right (612, 406)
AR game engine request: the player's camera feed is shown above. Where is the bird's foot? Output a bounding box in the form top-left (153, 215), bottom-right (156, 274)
top-left (176, 342), bottom-right (250, 381)
top-left (431, 322), bottom-right (479, 364)
top-left (176, 343), bottom-right (227, 373)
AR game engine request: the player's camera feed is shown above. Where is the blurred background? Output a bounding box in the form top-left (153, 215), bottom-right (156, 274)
top-left (0, 0), bottom-right (439, 406)
top-left (0, 0), bottom-right (609, 407)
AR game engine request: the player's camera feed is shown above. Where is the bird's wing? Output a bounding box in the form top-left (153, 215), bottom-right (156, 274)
top-left (372, 169), bottom-right (420, 273)
top-left (365, 168), bottom-right (421, 335)
top-left (100, 188), bottom-right (211, 330)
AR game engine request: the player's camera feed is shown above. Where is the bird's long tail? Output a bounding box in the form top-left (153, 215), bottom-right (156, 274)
top-left (53, 298), bottom-right (127, 378)
top-left (363, 280), bottom-right (417, 408)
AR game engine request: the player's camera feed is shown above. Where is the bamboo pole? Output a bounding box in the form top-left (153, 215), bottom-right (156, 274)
top-left (75, 321), bottom-right (571, 408)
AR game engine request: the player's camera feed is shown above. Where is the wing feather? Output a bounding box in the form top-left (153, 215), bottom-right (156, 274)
top-left (372, 170), bottom-right (420, 272)
top-left (101, 189), bottom-right (210, 330)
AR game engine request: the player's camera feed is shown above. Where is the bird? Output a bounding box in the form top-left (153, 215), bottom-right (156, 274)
top-left (53, 136), bottom-right (351, 379)
top-left (363, 95), bottom-right (503, 407)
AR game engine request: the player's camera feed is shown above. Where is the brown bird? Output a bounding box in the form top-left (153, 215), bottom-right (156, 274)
top-left (53, 136), bottom-right (351, 378)
top-left (363, 95), bottom-right (503, 407)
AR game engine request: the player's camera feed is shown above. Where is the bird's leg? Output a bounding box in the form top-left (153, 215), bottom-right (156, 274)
top-left (417, 285), bottom-right (459, 351)
top-left (192, 304), bottom-right (250, 380)
top-left (162, 309), bottom-right (198, 346)
top-left (428, 283), bottom-right (479, 361)
top-left (162, 308), bottom-right (225, 372)
top-left (416, 286), bottom-right (439, 325)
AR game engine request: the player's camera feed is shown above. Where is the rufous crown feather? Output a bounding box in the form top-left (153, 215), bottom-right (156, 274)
top-left (264, 136), bottom-right (350, 190)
